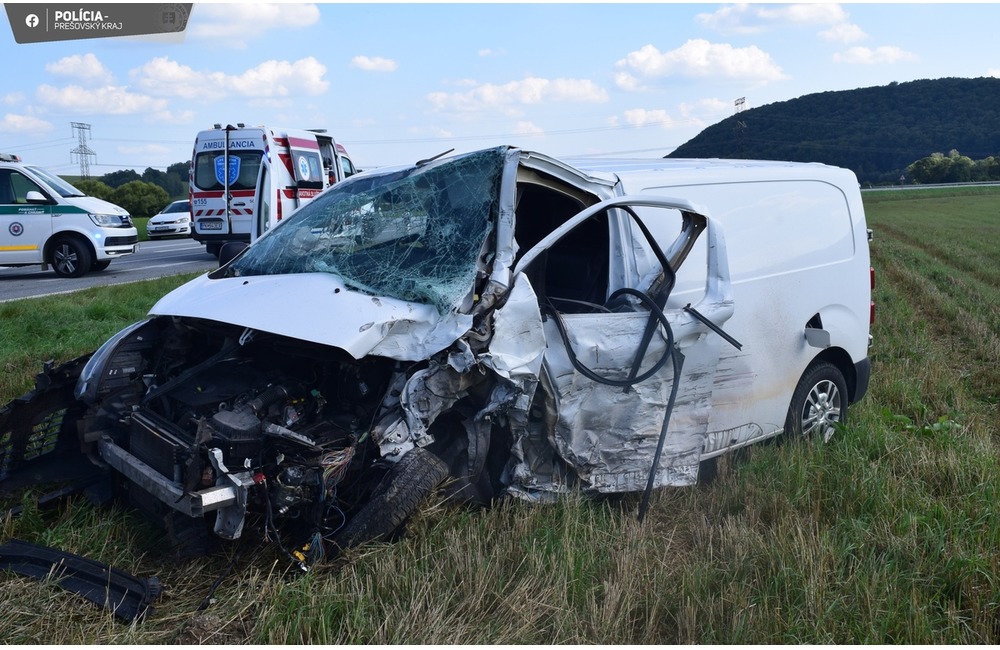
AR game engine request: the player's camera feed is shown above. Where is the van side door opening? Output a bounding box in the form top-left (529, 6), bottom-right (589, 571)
top-left (509, 194), bottom-right (736, 495)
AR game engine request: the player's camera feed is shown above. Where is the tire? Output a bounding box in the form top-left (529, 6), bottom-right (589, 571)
top-left (334, 448), bottom-right (449, 550)
top-left (91, 260), bottom-right (111, 272)
top-left (205, 243), bottom-right (220, 257)
top-left (50, 238), bottom-right (92, 278)
top-left (784, 361), bottom-right (848, 442)
top-left (163, 512), bottom-right (217, 561)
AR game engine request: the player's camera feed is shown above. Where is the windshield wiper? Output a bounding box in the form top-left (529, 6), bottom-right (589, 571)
top-left (416, 149), bottom-right (455, 167)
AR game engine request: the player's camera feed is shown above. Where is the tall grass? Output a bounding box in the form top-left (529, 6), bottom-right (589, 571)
top-left (0, 188), bottom-right (998, 642)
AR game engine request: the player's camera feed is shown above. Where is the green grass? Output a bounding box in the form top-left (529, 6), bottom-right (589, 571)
top-left (0, 186), bottom-right (998, 642)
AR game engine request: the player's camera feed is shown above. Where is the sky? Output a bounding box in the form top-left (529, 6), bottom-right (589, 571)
top-left (2, 2), bottom-right (1000, 176)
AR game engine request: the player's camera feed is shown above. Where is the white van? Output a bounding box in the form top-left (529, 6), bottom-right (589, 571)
top-left (1, 146), bottom-right (871, 554)
top-left (0, 154), bottom-right (138, 277)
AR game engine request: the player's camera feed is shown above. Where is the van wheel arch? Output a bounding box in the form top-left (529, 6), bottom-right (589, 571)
top-left (47, 234), bottom-right (95, 278)
top-left (784, 359), bottom-right (848, 442)
top-left (810, 347), bottom-right (857, 402)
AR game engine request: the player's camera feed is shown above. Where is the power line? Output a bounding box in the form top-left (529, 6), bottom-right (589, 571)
top-left (342, 116), bottom-right (703, 147)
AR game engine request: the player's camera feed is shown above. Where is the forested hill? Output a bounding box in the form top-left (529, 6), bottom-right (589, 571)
top-left (668, 77), bottom-right (1000, 184)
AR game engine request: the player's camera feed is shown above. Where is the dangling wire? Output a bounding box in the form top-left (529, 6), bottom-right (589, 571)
top-left (321, 445), bottom-right (356, 496)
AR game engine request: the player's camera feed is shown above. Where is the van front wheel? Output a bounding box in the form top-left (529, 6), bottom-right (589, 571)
top-left (51, 238), bottom-right (92, 278)
top-left (784, 361), bottom-right (847, 442)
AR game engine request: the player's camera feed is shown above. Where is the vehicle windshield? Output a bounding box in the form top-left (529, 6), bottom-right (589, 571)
top-left (26, 165), bottom-right (85, 198)
top-left (193, 150), bottom-right (263, 191)
top-left (164, 201), bottom-right (190, 213)
top-left (225, 147), bottom-right (506, 313)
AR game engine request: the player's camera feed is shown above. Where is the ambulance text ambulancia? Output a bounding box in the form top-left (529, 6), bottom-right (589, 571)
top-left (189, 124), bottom-right (357, 256)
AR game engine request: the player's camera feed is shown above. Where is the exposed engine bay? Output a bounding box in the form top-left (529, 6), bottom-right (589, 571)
top-left (60, 314), bottom-right (499, 561)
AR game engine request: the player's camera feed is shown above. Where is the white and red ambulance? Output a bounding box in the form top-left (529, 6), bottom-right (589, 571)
top-left (189, 124), bottom-right (357, 255)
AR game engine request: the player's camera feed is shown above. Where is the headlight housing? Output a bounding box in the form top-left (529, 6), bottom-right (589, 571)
top-left (76, 319), bottom-right (152, 402)
top-left (89, 213), bottom-right (132, 228)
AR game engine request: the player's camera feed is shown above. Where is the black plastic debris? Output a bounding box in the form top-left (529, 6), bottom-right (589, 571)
top-left (0, 538), bottom-right (162, 622)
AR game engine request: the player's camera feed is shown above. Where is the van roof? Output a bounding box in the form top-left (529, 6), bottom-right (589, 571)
top-left (562, 156), bottom-right (859, 190)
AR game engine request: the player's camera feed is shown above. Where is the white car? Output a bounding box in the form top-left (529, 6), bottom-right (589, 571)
top-left (146, 199), bottom-right (192, 239)
top-left (0, 146), bottom-right (872, 559)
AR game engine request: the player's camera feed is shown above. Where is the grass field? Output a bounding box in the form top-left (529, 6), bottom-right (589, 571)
top-left (0, 187), bottom-right (997, 643)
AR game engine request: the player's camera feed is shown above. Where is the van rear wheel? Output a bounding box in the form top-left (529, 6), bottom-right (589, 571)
top-left (784, 361), bottom-right (847, 442)
top-left (51, 238), bottom-right (92, 278)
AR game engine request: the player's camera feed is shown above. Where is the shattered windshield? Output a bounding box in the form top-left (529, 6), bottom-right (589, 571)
top-left (226, 147), bottom-right (505, 312)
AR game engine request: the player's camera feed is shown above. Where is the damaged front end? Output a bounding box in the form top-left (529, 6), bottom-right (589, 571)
top-left (1, 148), bottom-right (522, 561)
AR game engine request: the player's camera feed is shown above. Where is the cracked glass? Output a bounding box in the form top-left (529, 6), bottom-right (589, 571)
top-left (225, 147), bottom-right (506, 312)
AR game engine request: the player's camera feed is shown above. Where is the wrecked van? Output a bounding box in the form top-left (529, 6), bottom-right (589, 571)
top-left (0, 146), bottom-right (871, 559)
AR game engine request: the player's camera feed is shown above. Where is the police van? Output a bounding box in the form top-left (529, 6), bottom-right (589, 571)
top-left (189, 124), bottom-right (357, 256)
top-left (0, 153), bottom-right (138, 278)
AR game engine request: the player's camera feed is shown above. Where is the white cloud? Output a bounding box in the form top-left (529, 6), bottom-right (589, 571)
top-left (35, 84), bottom-right (167, 115)
top-left (512, 121), bottom-right (545, 137)
top-left (622, 108), bottom-right (677, 129)
top-left (699, 4), bottom-right (866, 48)
top-left (44, 53), bottom-right (114, 85)
top-left (833, 46), bottom-right (918, 65)
top-left (117, 143), bottom-right (171, 157)
top-left (151, 109), bottom-right (196, 124)
top-left (0, 113), bottom-right (53, 133)
top-left (613, 71), bottom-right (643, 92)
top-left (131, 56), bottom-right (329, 100)
top-left (478, 48), bottom-right (506, 57)
top-left (616, 40), bottom-right (787, 83)
top-left (186, 3), bottom-right (320, 48)
top-left (819, 22), bottom-right (867, 44)
top-left (698, 3), bottom-right (850, 33)
top-left (2, 92), bottom-right (25, 106)
top-left (427, 76), bottom-right (608, 112)
top-left (351, 55), bottom-right (398, 73)
top-left (231, 58), bottom-right (329, 96)
top-left (679, 97), bottom-right (731, 120)
top-left (757, 4), bottom-right (850, 27)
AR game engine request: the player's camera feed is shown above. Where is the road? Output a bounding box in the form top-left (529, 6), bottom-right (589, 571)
top-left (0, 237), bottom-right (219, 302)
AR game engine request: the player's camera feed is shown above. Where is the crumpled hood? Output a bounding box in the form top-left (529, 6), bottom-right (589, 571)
top-left (149, 272), bottom-right (473, 361)
top-left (65, 195), bottom-right (130, 216)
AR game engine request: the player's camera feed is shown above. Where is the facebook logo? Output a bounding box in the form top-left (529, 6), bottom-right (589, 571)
top-left (25, 14), bottom-right (39, 28)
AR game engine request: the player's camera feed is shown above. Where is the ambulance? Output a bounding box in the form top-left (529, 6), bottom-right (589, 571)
top-left (0, 153), bottom-right (138, 277)
top-left (189, 124), bottom-right (357, 256)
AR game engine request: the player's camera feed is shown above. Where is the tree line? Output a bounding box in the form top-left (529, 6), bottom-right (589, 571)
top-left (906, 150), bottom-right (1000, 184)
top-left (72, 161), bottom-right (189, 219)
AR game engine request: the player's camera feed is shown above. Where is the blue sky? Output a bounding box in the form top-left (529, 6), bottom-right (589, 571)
top-left (2, 2), bottom-right (999, 175)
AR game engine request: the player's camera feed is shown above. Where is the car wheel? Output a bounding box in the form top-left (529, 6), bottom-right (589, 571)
top-left (784, 361), bottom-right (848, 442)
top-left (334, 447), bottom-right (449, 550)
top-left (91, 260), bottom-right (111, 272)
top-left (50, 238), bottom-right (92, 278)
